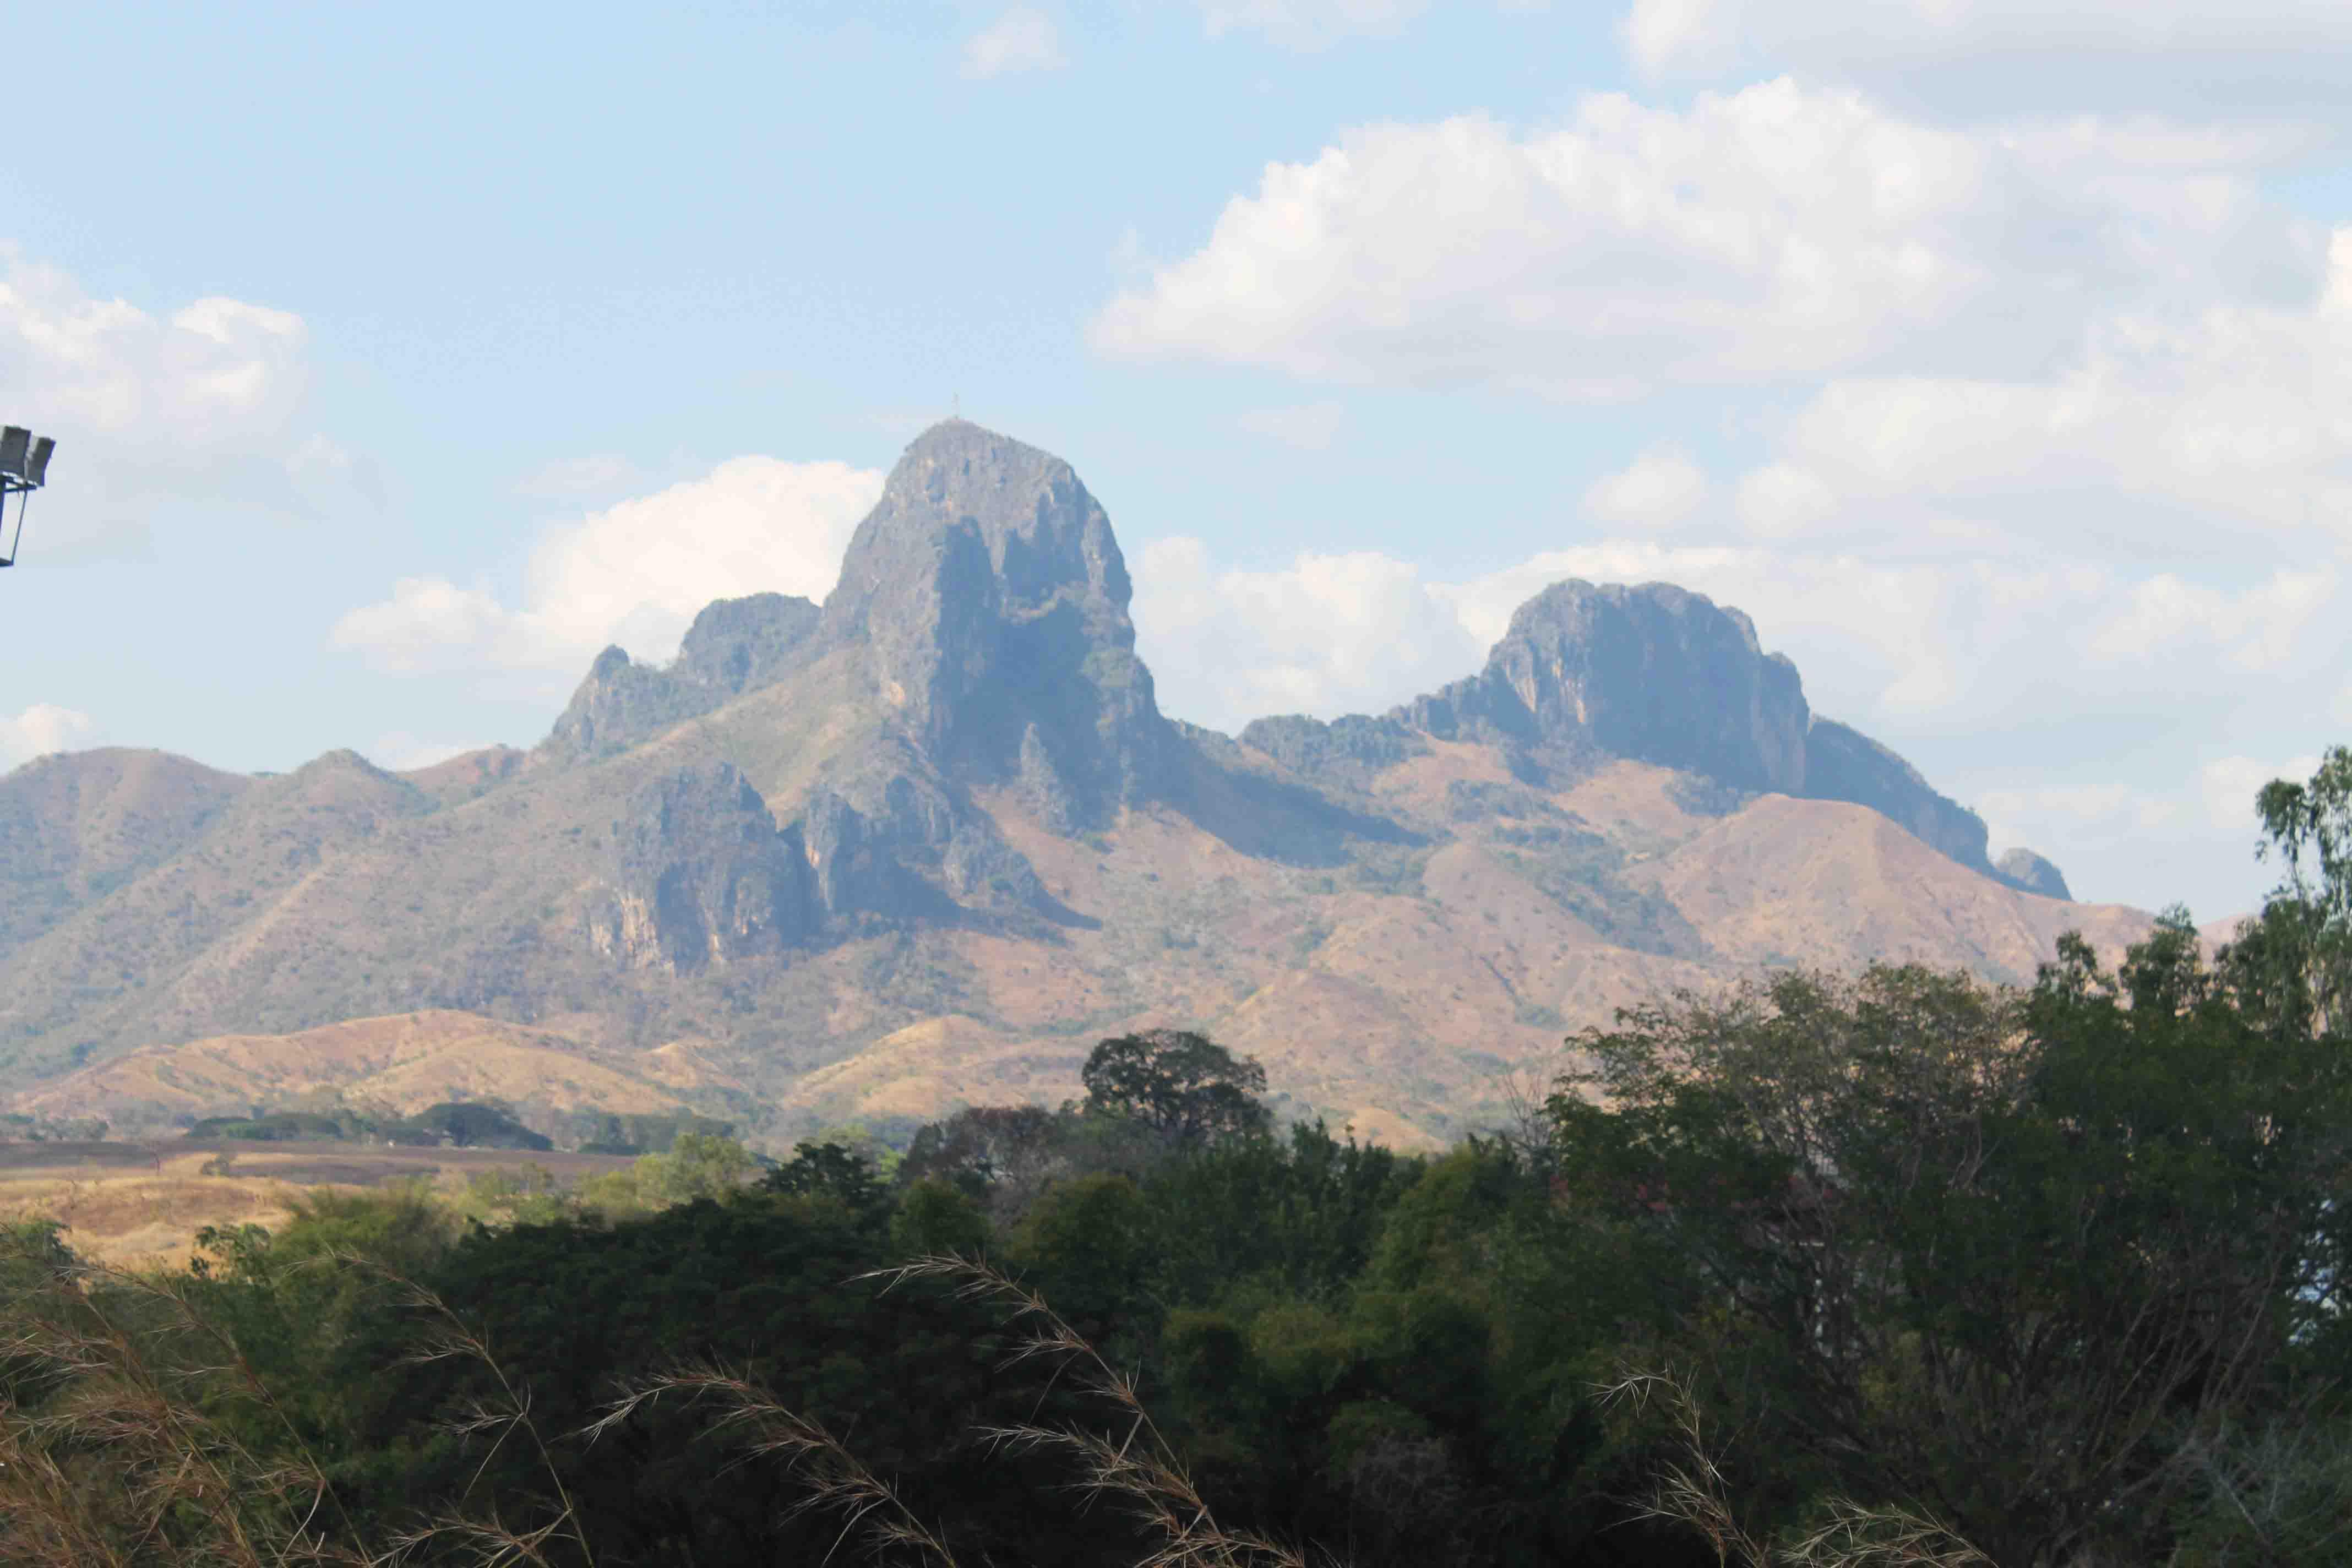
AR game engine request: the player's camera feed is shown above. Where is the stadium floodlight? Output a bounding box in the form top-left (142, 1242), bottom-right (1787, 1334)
top-left (0, 425), bottom-right (58, 568)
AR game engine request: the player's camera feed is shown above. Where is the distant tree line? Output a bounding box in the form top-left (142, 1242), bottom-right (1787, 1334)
top-left (2, 749), bottom-right (2350, 1566)
top-left (181, 1102), bottom-right (734, 1155)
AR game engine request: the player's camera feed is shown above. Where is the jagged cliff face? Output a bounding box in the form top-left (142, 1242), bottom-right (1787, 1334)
top-left (819, 420), bottom-right (1169, 829)
top-left (590, 762), bottom-right (819, 973)
top-left (1399, 581), bottom-right (1810, 793)
top-left (543, 592), bottom-right (824, 763)
top-left (532, 428), bottom-right (2056, 946)
top-left (1996, 848), bottom-right (2072, 901)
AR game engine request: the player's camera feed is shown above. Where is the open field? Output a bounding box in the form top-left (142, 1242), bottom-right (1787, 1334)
top-left (0, 1138), bottom-right (639, 1272)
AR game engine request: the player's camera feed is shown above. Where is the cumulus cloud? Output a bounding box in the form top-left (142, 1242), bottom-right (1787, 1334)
top-left (331, 456), bottom-right (884, 679)
top-left (1093, 83), bottom-right (2313, 398)
top-left (2197, 753), bottom-right (2324, 836)
top-left (1131, 537), bottom-right (1483, 728)
top-left (1619, 0), bottom-right (2352, 118)
top-left (1583, 444), bottom-right (1709, 527)
top-left (1702, 228), bottom-right (2352, 560)
top-left (961, 7), bottom-right (1068, 78)
top-left (0, 249), bottom-right (359, 557)
top-left (0, 704), bottom-right (99, 770)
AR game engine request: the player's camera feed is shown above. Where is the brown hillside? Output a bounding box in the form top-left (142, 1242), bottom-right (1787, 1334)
top-left (13, 1009), bottom-right (700, 1129)
top-left (0, 424), bottom-right (2168, 1148)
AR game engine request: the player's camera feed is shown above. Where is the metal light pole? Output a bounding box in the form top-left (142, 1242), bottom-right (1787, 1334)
top-left (0, 425), bottom-right (58, 568)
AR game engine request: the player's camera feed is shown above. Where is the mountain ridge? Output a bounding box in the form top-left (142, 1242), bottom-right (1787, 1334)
top-left (0, 421), bottom-right (2114, 1145)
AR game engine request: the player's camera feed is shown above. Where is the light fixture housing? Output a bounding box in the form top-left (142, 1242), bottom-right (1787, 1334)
top-left (0, 424), bottom-right (56, 569)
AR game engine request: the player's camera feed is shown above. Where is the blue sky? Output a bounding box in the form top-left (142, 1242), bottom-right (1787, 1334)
top-left (4, 1), bottom-right (2350, 921)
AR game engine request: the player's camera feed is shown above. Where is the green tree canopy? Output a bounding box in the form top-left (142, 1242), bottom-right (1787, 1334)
top-left (1551, 935), bottom-right (2352, 1566)
top-left (1079, 1029), bottom-right (1271, 1146)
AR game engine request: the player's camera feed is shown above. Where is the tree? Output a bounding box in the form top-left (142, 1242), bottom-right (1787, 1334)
top-left (760, 1140), bottom-right (889, 1217)
top-left (1079, 1029), bottom-right (1270, 1146)
top-left (2241, 743), bottom-right (2352, 1036)
top-left (1551, 943), bottom-right (2351, 1566)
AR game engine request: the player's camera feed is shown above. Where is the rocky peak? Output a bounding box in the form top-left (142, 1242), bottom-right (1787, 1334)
top-left (542, 646), bottom-right (702, 764)
top-left (541, 595), bottom-right (824, 765)
top-left (1995, 847), bottom-right (2072, 901)
top-left (819, 420), bottom-right (1168, 827)
top-left (675, 592), bottom-right (821, 698)
top-left (1400, 580), bottom-right (1810, 794)
top-left (1390, 578), bottom-right (2048, 887)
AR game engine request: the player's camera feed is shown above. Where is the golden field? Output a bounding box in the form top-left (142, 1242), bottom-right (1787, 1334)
top-left (0, 1138), bottom-right (635, 1272)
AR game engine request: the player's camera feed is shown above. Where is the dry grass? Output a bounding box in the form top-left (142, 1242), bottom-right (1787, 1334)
top-left (0, 1152), bottom-right (305, 1272)
top-left (1600, 1369), bottom-right (1990, 1568)
top-left (0, 1142), bottom-right (636, 1272)
top-left (0, 1233), bottom-right (366, 1568)
top-left (866, 1255), bottom-right (1338, 1568)
top-left (587, 1365), bottom-right (960, 1568)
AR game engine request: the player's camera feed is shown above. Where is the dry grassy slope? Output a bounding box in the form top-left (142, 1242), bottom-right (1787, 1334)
top-left (0, 748), bottom-right (250, 954)
top-left (1635, 794), bottom-right (2150, 973)
top-left (753, 755), bottom-right (2157, 1147)
top-left (13, 1009), bottom-right (703, 1126)
top-left (0, 652), bottom-right (895, 1086)
top-left (1, 672), bottom-right (2162, 1149)
top-left (400, 745), bottom-right (532, 809)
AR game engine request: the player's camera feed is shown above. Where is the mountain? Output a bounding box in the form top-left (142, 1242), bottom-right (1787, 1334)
top-left (0, 421), bottom-right (2134, 1146)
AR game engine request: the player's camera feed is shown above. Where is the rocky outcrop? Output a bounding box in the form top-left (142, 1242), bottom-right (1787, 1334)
top-left (1239, 715), bottom-right (1428, 784)
top-left (1395, 581), bottom-right (1810, 794)
top-left (590, 762), bottom-right (819, 972)
top-left (1995, 848), bottom-right (2072, 901)
top-left (674, 592), bottom-right (821, 698)
top-left (1381, 580), bottom-right (2031, 886)
top-left (1802, 719), bottom-right (1994, 875)
top-left (543, 648), bottom-right (704, 763)
top-left (556, 428), bottom-right (2039, 952)
top-left (819, 421), bottom-right (1171, 829)
top-left (543, 594), bottom-right (823, 764)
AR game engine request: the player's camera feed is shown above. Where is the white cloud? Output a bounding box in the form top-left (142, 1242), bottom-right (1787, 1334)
top-left (2082, 569), bottom-right (2337, 673)
top-left (0, 249), bottom-right (360, 557)
top-left (1583, 444), bottom-right (1709, 527)
top-left (961, 7), bottom-right (1068, 78)
top-left (1619, 0), bottom-right (2352, 113)
top-left (1131, 537), bottom-right (1483, 729)
top-left (0, 704), bottom-right (99, 770)
top-left (1238, 400), bottom-right (1346, 450)
top-left (2198, 752), bottom-right (2323, 835)
top-left (1093, 83), bottom-right (2311, 399)
top-left (1198, 0), bottom-right (1428, 48)
top-left (1711, 228), bottom-right (2352, 557)
top-left (331, 456), bottom-right (884, 678)
top-left (1732, 462), bottom-right (1834, 537)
